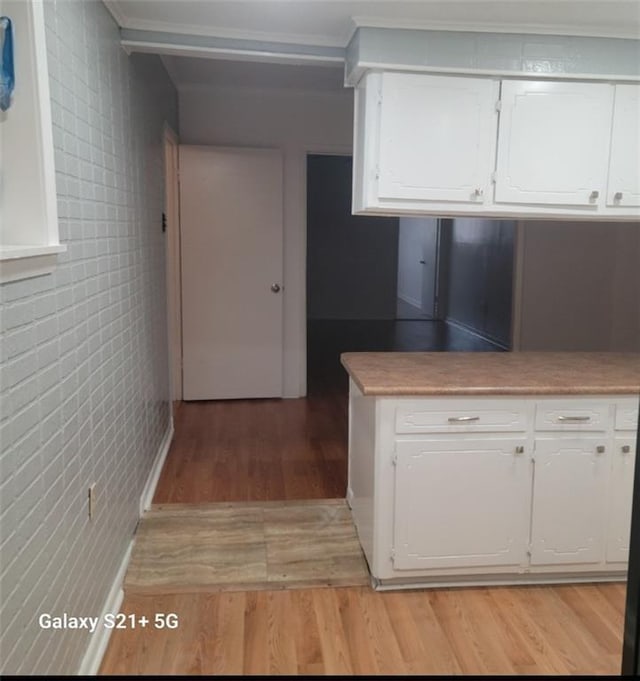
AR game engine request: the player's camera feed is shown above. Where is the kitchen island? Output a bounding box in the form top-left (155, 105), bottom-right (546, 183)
top-left (341, 352), bottom-right (640, 590)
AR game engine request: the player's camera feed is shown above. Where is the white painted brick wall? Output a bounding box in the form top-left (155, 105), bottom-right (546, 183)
top-left (0, 0), bottom-right (176, 674)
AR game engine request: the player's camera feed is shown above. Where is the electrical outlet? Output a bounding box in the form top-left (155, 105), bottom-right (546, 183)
top-left (88, 484), bottom-right (96, 519)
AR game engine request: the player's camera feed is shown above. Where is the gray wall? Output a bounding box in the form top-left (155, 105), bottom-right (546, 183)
top-left (0, 1), bottom-right (177, 674)
top-left (518, 222), bottom-right (640, 351)
top-left (307, 155), bottom-right (399, 320)
top-left (446, 218), bottom-right (516, 347)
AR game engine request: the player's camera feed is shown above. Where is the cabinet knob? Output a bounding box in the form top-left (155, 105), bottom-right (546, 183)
top-left (596, 445), bottom-right (605, 454)
top-left (474, 188), bottom-right (483, 197)
top-left (271, 283), bottom-right (281, 293)
top-left (515, 446), bottom-right (525, 454)
top-left (589, 190), bottom-right (599, 200)
top-left (614, 191), bottom-right (623, 201)
top-left (622, 445), bottom-right (631, 454)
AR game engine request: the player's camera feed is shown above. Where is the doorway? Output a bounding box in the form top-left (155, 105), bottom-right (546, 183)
top-left (305, 155), bottom-right (513, 397)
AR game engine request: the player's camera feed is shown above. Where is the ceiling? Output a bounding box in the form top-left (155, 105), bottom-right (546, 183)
top-left (107, 1), bottom-right (640, 45)
top-left (106, 1), bottom-right (640, 91)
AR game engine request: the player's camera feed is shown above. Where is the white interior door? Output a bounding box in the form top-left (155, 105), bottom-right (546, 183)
top-left (180, 146), bottom-right (284, 400)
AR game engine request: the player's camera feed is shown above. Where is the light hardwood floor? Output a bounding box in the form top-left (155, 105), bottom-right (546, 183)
top-left (105, 336), bottom-right (625, 675)
top-left (100, 583), bottom-right (625, 675)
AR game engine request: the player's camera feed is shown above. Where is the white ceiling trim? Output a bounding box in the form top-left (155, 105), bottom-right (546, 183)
top-left (350, 15), bottom-right (640, 42)
top-left (122, 40), bottom-right (344, 67)
top-left (175, 81), bottom-right (353, 97)
top-left (103, 1), bottom-right (350, 48)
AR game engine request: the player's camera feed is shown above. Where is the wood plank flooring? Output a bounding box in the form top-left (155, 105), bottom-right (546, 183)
top-left (125, 500), bottom-right (368, 593)
top-left (153, 396), bottom-right (348, 504)
top-left (104, 322), bottom-right (625, 676)
top-left (100, 583), bottom-right (625, 676)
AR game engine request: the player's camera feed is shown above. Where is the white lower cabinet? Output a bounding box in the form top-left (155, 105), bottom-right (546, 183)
top-left (606, 436), bottom-right (637, 563)
top-left (393, 438), bottom-right (530, 570)
top-left (529, 438), bottom-right (609, 566)
top-left (347, 390), bottom-right (638, 588)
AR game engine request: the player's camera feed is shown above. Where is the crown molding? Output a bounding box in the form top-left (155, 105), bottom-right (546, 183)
top-left (351, 15), bottom-right (640, 41)
top-left (107, 15), bottom-right (346, 48)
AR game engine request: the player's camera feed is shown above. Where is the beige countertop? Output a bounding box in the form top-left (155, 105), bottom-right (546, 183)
top-left (340, 352), bottom-right (640, 396)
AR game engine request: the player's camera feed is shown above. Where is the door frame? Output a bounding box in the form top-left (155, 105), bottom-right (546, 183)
top-left (301, 146), bottom-right (352, 397)
top-left (163, 123), bottom-right (182, 405)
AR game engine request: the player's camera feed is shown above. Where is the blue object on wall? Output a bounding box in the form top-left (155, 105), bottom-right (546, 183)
top-left (0, 16), bottom-right (15, 112)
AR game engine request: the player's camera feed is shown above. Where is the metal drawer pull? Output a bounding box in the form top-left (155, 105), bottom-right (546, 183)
top-left (448, 416), bottom-right (480, 423)
top-left (557, 415), bottom-right (591, 422)
top-left (622, 445), bottom-right (631, 454)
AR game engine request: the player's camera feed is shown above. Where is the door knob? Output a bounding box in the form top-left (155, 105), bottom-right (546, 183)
top-left (270, 283), bottom-right (281, 293)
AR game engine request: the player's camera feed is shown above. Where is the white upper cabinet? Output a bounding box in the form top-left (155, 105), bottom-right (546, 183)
top-left (495, 81), bottom-right (614, 207)
top-left (352, 71), bottom-right (639, 220)
top-left (607, 84), bottom-right (640, 208)
top-left (377, 73), bottom-right (498, 204)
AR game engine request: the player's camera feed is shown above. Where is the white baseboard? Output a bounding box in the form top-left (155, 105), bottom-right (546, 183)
top-left (139, 421), bottom-right (175, 516)
top-left (346, 486), bottom-right (354, 508)
top-left (78, 420), bottom-right (174, 675)
top-left (77, 541), bottom-right (131, 676)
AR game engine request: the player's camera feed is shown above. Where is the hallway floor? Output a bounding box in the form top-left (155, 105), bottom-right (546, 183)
top-left (154, 318), bottom-right (499, 504)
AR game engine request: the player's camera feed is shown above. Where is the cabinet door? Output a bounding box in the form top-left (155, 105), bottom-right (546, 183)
top-left (607, 437), bottom-right (637, 563)
top-left (495, 81), bottom-right (613, 206)
top-left (377, 73), bottom-right (498, 203)
top-left (607, 84), bottom-right (640, 207)
top-left (392, 438), bottom-right (530, 570)
top-left (530, 438), bottom-right (609, 566)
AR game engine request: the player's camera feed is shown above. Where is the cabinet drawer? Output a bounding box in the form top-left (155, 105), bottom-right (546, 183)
top-left (616, 406), bottom-right (639, 431)
top-left (395, 401), bottom-right (528, 434)
top-left (535, 402), bottom-right (609, 432)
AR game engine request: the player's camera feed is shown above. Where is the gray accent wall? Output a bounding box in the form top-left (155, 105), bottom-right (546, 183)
top-left (307, 155), bottom-right (399, 320)
top-left (0, 1), bottom-right (177, 674)
top-left (346, 27), bottom-right (640, 84)
top-left (446, 218), bottom-right (516, 348)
